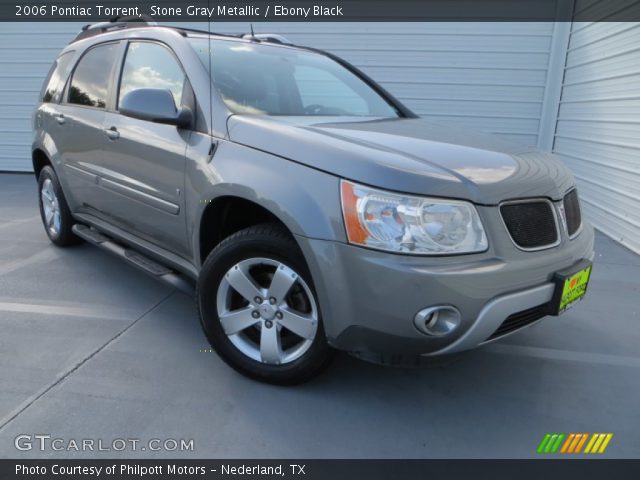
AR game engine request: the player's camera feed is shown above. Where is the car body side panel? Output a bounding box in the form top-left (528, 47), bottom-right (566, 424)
top-left (54, 105), bottom-right (109, 214)
top-left (97, 111), bottom-right (191, 257)
top-left (33, 104), bottom-right (107, 214)
top-left (185, 134), bottom-right (346, 268)
top-left (32, 105), bottom-right (69, 194)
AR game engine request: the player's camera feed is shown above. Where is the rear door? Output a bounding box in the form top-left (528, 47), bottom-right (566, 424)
top-left (99, 40), bottom-right (191, 257)
top-left (55, 42), bottom-right (121, 214)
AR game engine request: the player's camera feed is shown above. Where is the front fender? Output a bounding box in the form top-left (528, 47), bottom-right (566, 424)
top-left (185, 136), bottom-right (346, 268)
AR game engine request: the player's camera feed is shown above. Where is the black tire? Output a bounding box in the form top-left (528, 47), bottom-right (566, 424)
top-left (197, 223), bottom-right (334, 385)
top-left (37, 165), bottom-right (81, 247)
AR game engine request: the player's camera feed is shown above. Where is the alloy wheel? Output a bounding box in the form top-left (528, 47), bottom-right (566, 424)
top-left (41, 178), bottom-right (61, 237)
top-left (216, 257), bottom-right (319, 365)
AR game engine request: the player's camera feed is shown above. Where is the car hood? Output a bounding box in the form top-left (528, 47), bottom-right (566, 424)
top-left (226, 115), bottom-right (574, 205)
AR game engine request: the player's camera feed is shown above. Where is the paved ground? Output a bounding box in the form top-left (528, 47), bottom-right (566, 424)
top-left (0, 172), bottom-right (638, 459)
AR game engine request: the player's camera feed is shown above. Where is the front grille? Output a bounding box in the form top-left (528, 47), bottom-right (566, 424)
top-left (563, 189), bottom-right (582, 237)
top-left (500, 200), bottom-right (558, 250)
top-left (488, 304), bottom-right (547, 340)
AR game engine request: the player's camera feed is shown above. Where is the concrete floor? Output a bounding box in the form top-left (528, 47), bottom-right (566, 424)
top-left (0, 173), bottom-right (638, 459)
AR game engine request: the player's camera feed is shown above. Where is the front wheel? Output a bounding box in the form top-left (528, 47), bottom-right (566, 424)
top-left (197, 224), bottom-right (334, 385)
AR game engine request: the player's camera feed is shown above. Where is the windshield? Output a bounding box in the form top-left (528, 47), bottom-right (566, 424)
top-left (189, 38), bottom-right (399, 117)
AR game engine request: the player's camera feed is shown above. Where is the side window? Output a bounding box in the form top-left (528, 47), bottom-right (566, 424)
top-left (118, 42), bottom-right (185, 109)
top-left (68, 43), bottom-right (119, 109)
top-left (41, 51), bottom-right (74, 103)
top-left (294, 65), bottom-right (368, 115)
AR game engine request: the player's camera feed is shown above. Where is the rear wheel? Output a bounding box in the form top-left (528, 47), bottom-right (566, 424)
top-left (37, 166), bottom-right (81, 247)
top-left (197, 224), bottom-right (333, 384)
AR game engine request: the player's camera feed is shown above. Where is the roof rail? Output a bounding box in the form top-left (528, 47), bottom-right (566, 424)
top-left (241, 33), bottom-right (293, 45)
top-left (71, 15), bottom-right (156, 44)
top-left (174, 26), bottom-right (243, 39)
top-left (70, 19), bottom-right (292, 46)
top-left (175, 28), bottom-right (289, 44)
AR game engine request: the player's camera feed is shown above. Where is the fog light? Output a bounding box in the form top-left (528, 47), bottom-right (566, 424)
top-left (414, 306), bottom-right (461, 336)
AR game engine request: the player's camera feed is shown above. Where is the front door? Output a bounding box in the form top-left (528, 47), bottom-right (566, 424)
top-left (99, 41), bottom-right (192, 257)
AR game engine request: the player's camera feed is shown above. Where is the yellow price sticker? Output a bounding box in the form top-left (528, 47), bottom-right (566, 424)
top-left (559, 266), bottom-right (592, 312)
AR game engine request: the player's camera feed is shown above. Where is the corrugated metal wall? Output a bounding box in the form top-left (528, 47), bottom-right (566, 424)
top-left (0, 23), bottom-right (82, 171)
top-left (0, 22), bottom-right (555, 172)
top-left (553, 22), bottom-right (640, 254)
top-left (208, 22), bottom-right (555, 147)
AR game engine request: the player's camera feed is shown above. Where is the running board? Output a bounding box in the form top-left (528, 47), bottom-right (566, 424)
top-left (72, 224), bottom-right (194, 294)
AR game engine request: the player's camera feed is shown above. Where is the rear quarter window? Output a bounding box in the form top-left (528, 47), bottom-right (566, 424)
top-left (40, 51), bottom-right (75, 103)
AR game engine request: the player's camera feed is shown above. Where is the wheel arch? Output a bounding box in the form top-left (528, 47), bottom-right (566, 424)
top-left (198, 195), bottom-right (297, 266)
top-left (32, 148), bottom-right (52, 178)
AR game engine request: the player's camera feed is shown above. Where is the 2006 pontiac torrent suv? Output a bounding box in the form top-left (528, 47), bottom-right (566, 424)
top-left (33, 19), bottom-right (594, 384)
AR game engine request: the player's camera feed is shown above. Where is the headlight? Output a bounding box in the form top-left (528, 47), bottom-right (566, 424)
top-left (340, 180), bottom-right (488, 254)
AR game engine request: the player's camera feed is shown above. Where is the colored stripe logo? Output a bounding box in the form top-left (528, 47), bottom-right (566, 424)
top-left (537, 433), bottom-right (613, 454)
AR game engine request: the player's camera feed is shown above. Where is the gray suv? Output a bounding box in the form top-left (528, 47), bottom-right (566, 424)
top-left (33, 19), bottom-right (594, 384)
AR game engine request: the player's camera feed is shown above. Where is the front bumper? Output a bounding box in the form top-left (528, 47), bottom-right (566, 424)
top-left (295, 213), bottom-right (595, 359)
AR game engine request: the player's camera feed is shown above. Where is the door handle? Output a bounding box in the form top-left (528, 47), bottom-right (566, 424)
top-left (54, 113), bottom-right (65, 125)
top-left (104, 126), bottom-right (120, 140)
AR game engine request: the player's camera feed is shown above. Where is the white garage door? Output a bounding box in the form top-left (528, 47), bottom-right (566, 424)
top-left (0, 21), bottom-right (555, 172)
top-left (553, 22), bottom-right (640, 253)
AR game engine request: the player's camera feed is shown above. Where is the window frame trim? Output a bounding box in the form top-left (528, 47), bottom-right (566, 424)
top-left (114, 39), bottom-right (189, 114)
top-left (62, 40), bottom-right (123, 112)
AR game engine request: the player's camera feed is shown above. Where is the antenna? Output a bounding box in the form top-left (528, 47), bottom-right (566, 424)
top-left (250, 23), bottom-right (255, 37)
top-left (207, 0), bottom-right (214, 150)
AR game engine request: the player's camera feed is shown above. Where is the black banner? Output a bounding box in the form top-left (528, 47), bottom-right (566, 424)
top-left (3, 0), bottom-right (640, 22)
top-left (3, 460), bottom-right (640, 480)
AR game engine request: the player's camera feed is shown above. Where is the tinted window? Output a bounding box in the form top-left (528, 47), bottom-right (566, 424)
top-left (189, 38), bottom-right (398, 117)
top-left (68, 43), bottom-right (119, 109)
top-left (118, 42), bottom-right (185, 109)
top-left (41, 51), bottom-right (74, 103)
top-left (294, 66), bottom-right (368, 115)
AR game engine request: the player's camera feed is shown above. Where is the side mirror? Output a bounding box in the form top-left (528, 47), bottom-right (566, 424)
top-left (120, 88), bottom-right (193, 129)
